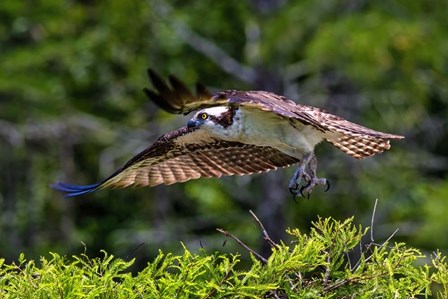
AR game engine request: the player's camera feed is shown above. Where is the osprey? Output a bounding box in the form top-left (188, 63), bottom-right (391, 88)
top-left (52, 69), bottom-right (404, 198)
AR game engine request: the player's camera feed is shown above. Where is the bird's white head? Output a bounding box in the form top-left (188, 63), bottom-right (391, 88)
top-left (187, 106), bottom-right (236, 132)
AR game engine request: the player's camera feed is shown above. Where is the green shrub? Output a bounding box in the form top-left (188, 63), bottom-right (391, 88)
top-left (0, 217), bottom-right (446, 298)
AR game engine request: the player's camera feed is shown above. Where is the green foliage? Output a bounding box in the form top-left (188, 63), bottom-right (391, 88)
top-left (1, 0), bottom-right (448, 278)
top-left (431, 251), bottom-right (448, 298)
top-left (0, 217), bottom-right (446, 298)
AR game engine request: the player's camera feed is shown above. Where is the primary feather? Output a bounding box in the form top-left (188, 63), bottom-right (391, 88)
top-left (51, 127), bottom-right (300, 197)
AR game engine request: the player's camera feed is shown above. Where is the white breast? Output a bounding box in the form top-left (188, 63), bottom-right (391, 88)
top-left (218, 108), bottom-right (325, 158)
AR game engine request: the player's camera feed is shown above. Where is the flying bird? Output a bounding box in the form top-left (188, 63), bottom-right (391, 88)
top-left (51, 69), bottom-right (404, 198)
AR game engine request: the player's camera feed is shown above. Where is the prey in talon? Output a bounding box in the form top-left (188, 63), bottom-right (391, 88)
top-left (51, 69), bottom-right (404, 198)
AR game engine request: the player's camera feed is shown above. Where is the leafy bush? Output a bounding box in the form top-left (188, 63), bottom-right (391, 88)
top-left (0, 217), bottom-right (446, 298)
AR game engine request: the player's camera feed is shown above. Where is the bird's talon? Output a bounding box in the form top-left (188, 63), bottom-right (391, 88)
top-left (324, 180), bottom-right (331, 192)
top-left (289, 163), bottom-right (328, 200)
top-left (298, 180), bottom-right (310, 197)
top-left (292, 194), bottom-right (300, 203)
top-left (289, 185), bottom-right (299, 195)
top-left (303, 180), bottom-right (312, 188)
top-left (299, 186), bottom-right (312, 199)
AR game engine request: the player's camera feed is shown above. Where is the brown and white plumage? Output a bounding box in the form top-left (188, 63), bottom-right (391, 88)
top-left (144, 69), bottom-right (403, 160)
top-left (51, 69), bottom-right (404, 197)
top-left (100, 127), bottom-right (299, 189)
top-left (52, 126), bottom-right (300, 197)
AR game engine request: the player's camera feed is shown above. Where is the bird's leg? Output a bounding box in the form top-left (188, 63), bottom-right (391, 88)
top-left (288, 152), bottom-right (330, 199)
top-left (288, 152), bottom-right (314, 197)
top-left (300, 155), bottom-right (330, 196)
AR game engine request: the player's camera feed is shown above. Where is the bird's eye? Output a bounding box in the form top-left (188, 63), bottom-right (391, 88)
top-left (200, 113), bottom-right (208, 120)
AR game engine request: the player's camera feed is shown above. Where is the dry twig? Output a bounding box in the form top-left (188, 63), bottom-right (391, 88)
top-left (216, 228), bottom-right (268, 264)
top-left (249, 210), bottom-right (279, 249)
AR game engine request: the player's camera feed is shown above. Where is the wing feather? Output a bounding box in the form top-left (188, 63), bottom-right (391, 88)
top-left (144, 69), bottom-right (331, 131)
top-left (143, 69), bottom-right (404, 159)
top-left (51, 127), bottom-right (300, 197)
top-left (303, 108), bottom-right (405, 159)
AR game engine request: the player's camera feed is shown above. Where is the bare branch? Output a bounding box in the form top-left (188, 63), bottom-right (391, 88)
top-left (249, 210), bottom-right (279, 249)
top-left (0, 120), bottom-right (23, 146)
top-left (323, 249), bottom-right (331, 286)
top-left (352, 200), bottom-right (400, 271)
top-left (150, 1), bottom-right (257, 84)
top-left (370, 198), bottom-right (378, 242)
top-left (216, 228), bottom-right (268, 264)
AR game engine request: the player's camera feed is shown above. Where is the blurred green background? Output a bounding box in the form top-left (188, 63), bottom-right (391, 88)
top-left (1, 0), bottom-right (447, 270)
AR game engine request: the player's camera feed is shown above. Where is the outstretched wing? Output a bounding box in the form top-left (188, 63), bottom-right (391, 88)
top-left (143, 69), bottom-right (214, 115)
top-left (143, 69), bottom-right (406, 137)
top-left (144, 69), bottom-right (404, 159)
top-left (297, 107), bottom-right (405, 159)
top-left (143, 69), bottom-right (329, 131)
top-left (51, 127), bottom-right (300, 197)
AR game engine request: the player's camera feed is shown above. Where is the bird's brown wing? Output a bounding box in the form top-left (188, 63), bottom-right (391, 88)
top-left (143, 69), bottom-right (214, 115)
top-left (143, 69), bottom-right (404, 159)
top-left (143, 69), bottom-right (331, 130)
top-left (51, 126), bottom-right (299, 197)
top-left (296, 106), bottom-right (405, 159)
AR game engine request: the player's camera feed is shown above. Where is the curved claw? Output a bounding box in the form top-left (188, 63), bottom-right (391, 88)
top-left (289, 185), bottom-right (299, 196)
top-left (291, 194), bottom-right (300, 203)
top-left (299, 189), bottom-right (310, 200)
top-left (288, 163), bottom-right (330, 200)
top-left (299, 181), bottom-right (312, 198)
top-left (289, 184), bottom-right (299, 202)
top-left (324, 180), bottom-right (331, 192)
top-left (289, 187), bottom-right (302, 203)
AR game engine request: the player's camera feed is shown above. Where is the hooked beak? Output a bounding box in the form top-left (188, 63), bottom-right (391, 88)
top-left (187, 119), bottom-right (199, 129)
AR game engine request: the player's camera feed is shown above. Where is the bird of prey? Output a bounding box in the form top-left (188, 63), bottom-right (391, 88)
top-left (52, 69), bottom-right (404, 198)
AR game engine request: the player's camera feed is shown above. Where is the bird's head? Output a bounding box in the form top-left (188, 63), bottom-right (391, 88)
top-left (187, 106), bottom-right (236, 131)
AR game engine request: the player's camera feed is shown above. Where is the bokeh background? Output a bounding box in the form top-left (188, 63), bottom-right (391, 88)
top-left (1, 0), bottom-right (447, 270)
